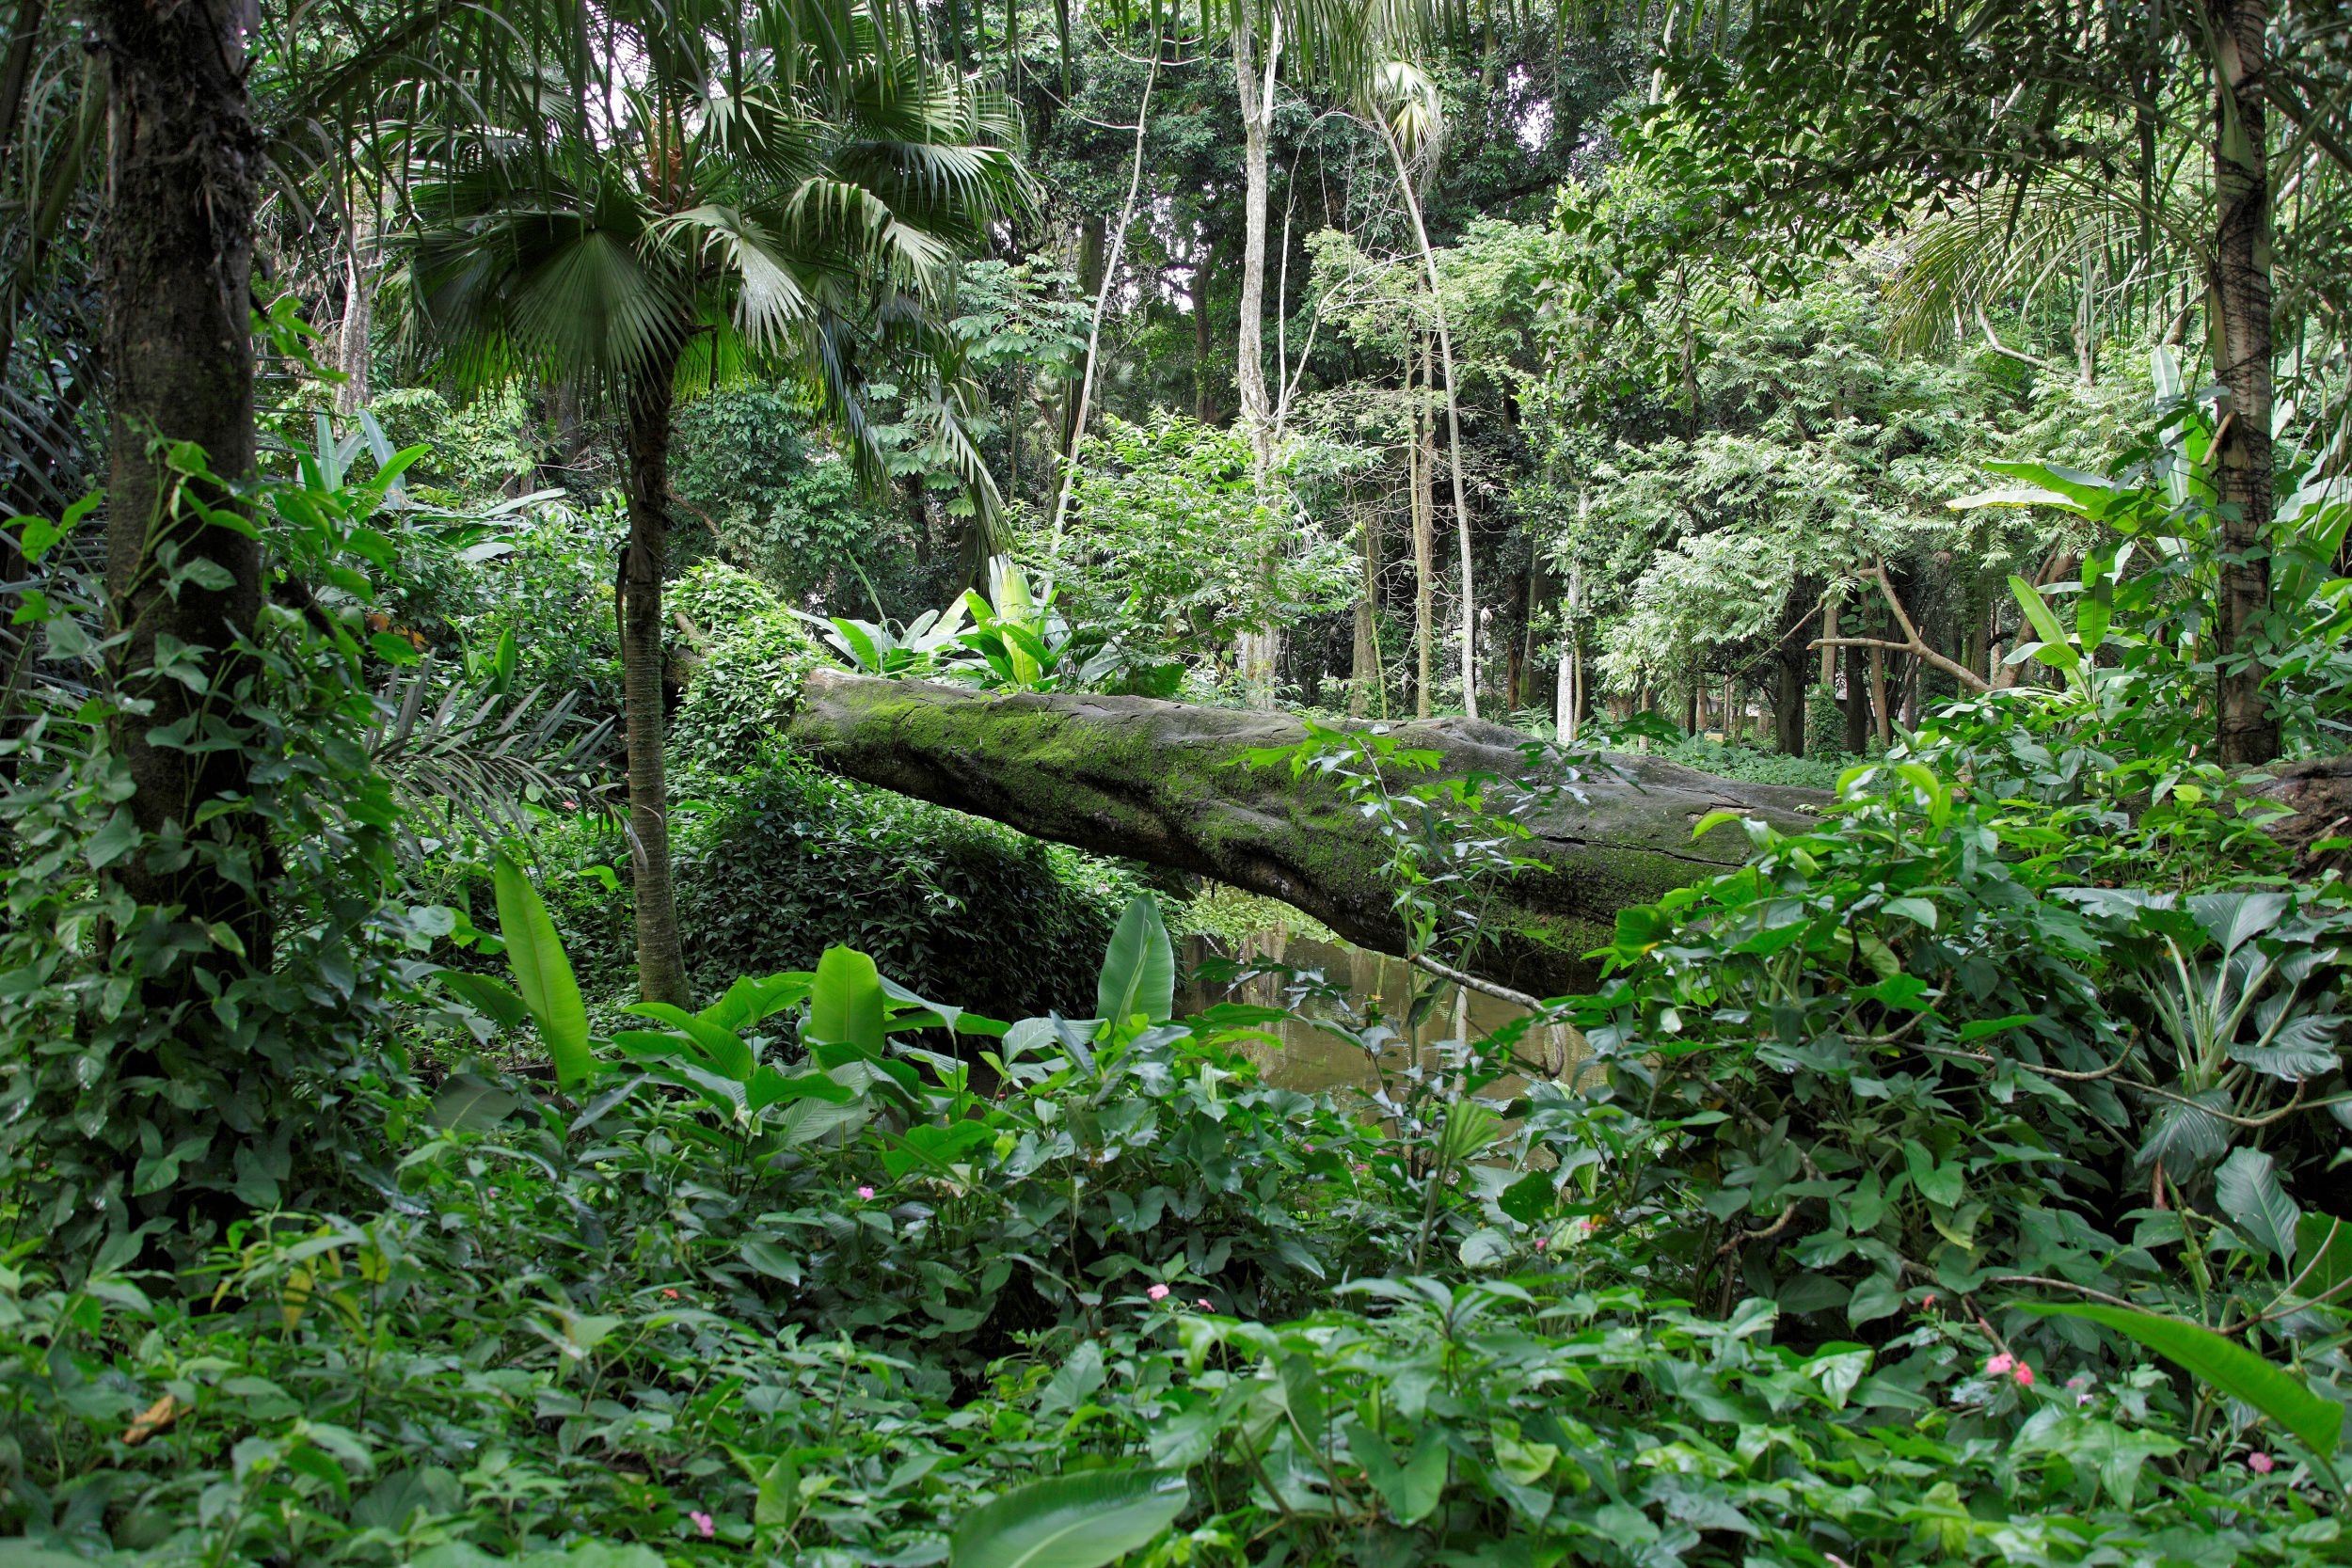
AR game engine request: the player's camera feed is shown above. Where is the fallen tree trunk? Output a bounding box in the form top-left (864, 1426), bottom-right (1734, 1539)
top-left (786, 671), bottom-right (1826, 997)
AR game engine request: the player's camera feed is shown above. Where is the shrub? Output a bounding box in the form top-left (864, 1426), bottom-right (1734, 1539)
top-left (666, 759), bottom-right (1153, 1020)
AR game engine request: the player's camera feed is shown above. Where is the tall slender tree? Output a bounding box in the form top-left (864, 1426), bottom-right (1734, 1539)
top-left (395, 0), bottom-right (1028, 1003)
top-left (98, 0), bottom-right (266, 958)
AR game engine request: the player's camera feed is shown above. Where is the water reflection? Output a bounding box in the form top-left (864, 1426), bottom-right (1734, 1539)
top-left (1175, 929), bottom-right (1582, 1099)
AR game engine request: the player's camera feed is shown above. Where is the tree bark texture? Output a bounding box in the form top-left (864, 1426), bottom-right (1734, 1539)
top-left (1843, 641), bottom-right (1868, 752)
top-left (2206, 0), bottom-right (2280, 764)
top-left (1230, 13), bottom-right (1280, 704)
top-left (336, 221), bottom-right (373, 415)
top-left (100, 0), bottom-right (265, 956)
top-left (1381, 120), bottom-right (1479, 720)
top-left (622, 342), bottom-right (691, 1007)
top-left (1412, 338), bottom-right (1435, 718)
top-left (786, 670), bottom-right (1826, 996)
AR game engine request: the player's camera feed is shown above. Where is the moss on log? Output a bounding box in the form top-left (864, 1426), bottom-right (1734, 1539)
top-left (785, 670), bottom-right (1827, 996)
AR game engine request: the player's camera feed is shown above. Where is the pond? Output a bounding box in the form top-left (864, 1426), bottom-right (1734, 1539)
top-left (1174, 927), bottom-right (1584, 1100)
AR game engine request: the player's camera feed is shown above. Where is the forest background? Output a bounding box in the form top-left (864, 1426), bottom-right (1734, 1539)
top-left (7, 0), bottom-right (2352, 1561)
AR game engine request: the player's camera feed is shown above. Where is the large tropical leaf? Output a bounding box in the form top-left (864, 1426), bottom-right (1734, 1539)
top-left (492, 850), bottom-right (596, 1087)
top-left (809, 946), bottom-right (886, 1051)
top-left (949, 1469), bottom-right (1188, 1568)
top-left (1096, 895), bottom-right (1175, 1029)
top-left (2021, 1304), bottom-right (2343, 1470)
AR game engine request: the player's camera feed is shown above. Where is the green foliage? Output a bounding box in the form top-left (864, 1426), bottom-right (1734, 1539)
top-left (1053, 412), bottom-right (1359, 667)
top-left (802, 554), bottom-right (1183, 698)
top-left (669, 389), bottom-right (930, 611)
top-left (1658, 735), bottom-right (1851, 790)
top-left (0, 449), bottom-right (437, 1266)
top-left (658, 757), bottom-right (1158, 1022)
top-left (666, 562), bottom-right (825, 770)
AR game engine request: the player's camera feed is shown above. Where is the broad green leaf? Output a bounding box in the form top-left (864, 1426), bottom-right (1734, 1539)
top-left (1095, 896), bottom-right (1175, 1028)
top-left (1037, 1341), bottom-right (1105, 1417)
top-left (2294, 1215), bottom-right (2352, 1296)
top-left (2022, 1304), bottom-right (2342, 1460)
top-left (2007, 576), bottom-right (2079, 669)
top-left (437, 971), bottom-right (532, 1032)
top-left (740, 1241), bottom-right (803, 1284)
top-left (1946, 484), bottom-right (2080, 514)
top-left (1847, 1270), bottom-right (1903, 1327)
top-left (430, 1073), bottom-right (520, 1131)
top-left (2217, 1148), bottom-right (2300, 1264)
top-left (1690, 808), bottom-right (1747, 843)
top-left (746, 1065), bottom-right (854, 1113)
top-left (949, 1468), bottom-right (1187, 1568)
top-left (809, 947), bottom-right (886, 1051)
top-left (492, 852), bottom-right (595, 1088)
top-left (1346, 1425), bottom-right (1448, 1523)
top-left (2188, 892), bottom-right (2290, 957)
top-left (620, 1002), bottom-right (754, 1081)
top-left (702, 973), bottom-right (811, 1034)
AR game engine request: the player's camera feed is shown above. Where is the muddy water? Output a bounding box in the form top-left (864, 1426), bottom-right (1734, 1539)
top-left (1174, 928), bottom-right (1583, 1099)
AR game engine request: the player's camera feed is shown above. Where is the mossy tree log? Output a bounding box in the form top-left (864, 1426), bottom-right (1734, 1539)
top-left (786, 670), bottom-right (1827, 996)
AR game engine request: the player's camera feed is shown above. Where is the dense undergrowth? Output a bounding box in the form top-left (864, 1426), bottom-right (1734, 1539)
top-left (5, 360), bottom-right (2352, 1568)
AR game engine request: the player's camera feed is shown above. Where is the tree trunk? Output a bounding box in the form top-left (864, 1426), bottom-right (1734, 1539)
top-left (1844, 641), bottom-right (1869, 752)
top-left (1350, 496), bottom-right (1380, 717)
top-left (1868, 644), bottom-right (1891, 748)
top-left (622, 342), bottom-right (691, 1008)
top-left (787, 671), bottom-right (1824, 995)
top-left (1230, 13), bottom-right (1280, 704)
top-left (336, 220), bottom-right (373, 415)
top-left (2207, 0), bottom-right (2280, 765)
top-left (1060, 212), bottom-right (1104, 455)
top-left (100, 0), bottom-right (264, 959)
top-left (1773, 654), bottom-right (1804, 755)
top-left (1412, 339), bottom-right (1436, 719)
top-left (1383, 120), bottom-right (1479, 720)
top-left (1050, 51), bottom-right (1156, 549)
top-left (1192, 234), bottom-right (1223, 424)
top-left (1819, 588), bottom-right (1838, 688)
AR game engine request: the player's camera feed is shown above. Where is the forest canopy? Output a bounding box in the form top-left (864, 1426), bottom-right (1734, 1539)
top-left (4, 0), bottom-right (2352, 1560)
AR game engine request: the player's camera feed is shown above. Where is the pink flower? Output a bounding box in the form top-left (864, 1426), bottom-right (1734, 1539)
top-left (1303, 1143), bottom-right (1315, 1152)
top-left (1147, 1284), bottom-right (1169, 1301)
top-left (2012, 1362), bottom-right (2034, 1387)
top-left (856, 1185), bottom-right (875, 1200)
top-left (689, 1511), bottom-right (714, 1538)
top-left (1197, 1298), bottom-right (1212, 1309)
top-left (1985, 1353), bottom-right (2015, 1377)
top-left (1534, 1237), bottom-right (1548, 1251)
top-left (2249, 1452), bottom-right (2276, 1475)
top-left (1921, 1294), bottom-right (1936, 1308)
top-left (1354, 1162), bottom-right (1370, 1173)
top-left (661, 1289), bottom-right (680, 1300)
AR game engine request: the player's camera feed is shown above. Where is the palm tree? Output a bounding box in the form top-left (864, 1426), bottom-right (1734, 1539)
top-left (389, 0), bottom-right (1030, 1005)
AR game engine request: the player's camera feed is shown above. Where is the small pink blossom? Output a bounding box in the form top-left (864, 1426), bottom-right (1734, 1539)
top-left (1147, 1284), bottom-right (1170, 1301)
top-left (661, 1289), bottom-right (680, 1300)
top-left (2249, 1452), bottom-right (2277, 1475)
top-left (856, 1185), bottom-right (876, 1200)
top-left (1534, 1236), bottom-right (1548, 1251)
top-left (689, 1511), bottom-right (715, 1538)
top-left (1921, 1294), bottom-right (1936, 1308)
top-left (1354, 1162), bottom-right (1370, 1173)
top-left (1303, 1143), bottom-right (1315, 1152)
top-left (2012, 1362), bottom-right (2034, 1387)
top-left (1197, 1298), bottom-right (1212, 1309)
top-left (1985, 1353), bottom-right (2015, 1377)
